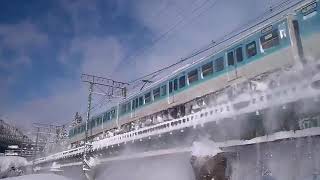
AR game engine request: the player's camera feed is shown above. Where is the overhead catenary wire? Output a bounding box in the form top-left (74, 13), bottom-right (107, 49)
top-left (125, 0), bottom-right (220, 85)
top-left (68, 88), bottom-right (114, 127)
top-left (123, 0), bottom-right (291, 89)
top-left (127, 0), bottom-right (301, 85)
top-left (118, 0), bottom-right (218, 82)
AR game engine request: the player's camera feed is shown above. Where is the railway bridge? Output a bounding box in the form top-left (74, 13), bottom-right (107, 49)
top-left (0, 119), bottom-right (34, 158)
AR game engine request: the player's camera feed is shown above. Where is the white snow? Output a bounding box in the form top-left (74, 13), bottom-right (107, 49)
top-left (191, 139), bottom-right (222, 157)
top-left (0, 156), bottom-right (28, 178)
top-left (5, 173), bottom-right (71, 180)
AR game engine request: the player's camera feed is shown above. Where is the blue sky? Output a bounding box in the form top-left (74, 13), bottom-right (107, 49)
top-left (0, 0), bottom-right (286, 129)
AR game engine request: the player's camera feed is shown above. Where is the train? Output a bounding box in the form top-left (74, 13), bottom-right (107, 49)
top-left (68, 0), bottom-right (320, 146)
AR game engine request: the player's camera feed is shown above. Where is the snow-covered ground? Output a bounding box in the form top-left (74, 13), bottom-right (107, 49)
top-left (0, 156), bottom-right (28, 179)
top-left (5, 174), bottom-right (71, 180)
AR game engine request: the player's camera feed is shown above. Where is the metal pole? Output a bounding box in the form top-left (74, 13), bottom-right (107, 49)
top-left (80, 73), bottom-right (128, 180)
top-left (32, 127), bottom-right (40, 172)
top-left (83, 82), bottom-right (93, 173)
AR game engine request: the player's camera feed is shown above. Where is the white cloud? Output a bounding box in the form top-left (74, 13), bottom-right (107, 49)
top-left (6, 36), bottom-right (127, 128)
top-left (0, 22), bottom-right (48, 49)
top-left (0, 21), bottom-right (48, 71)
top-left (6, 91), bottom-right (84, 130)
top-left (58, 0), bottom-right (100, 35)
top-left (0, 21), bottom-right (48, 118)
top-left (64, 37), bottom-right (125, 77)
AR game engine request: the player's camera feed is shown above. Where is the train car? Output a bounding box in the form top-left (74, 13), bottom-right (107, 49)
top-left (68, 0), bottom-right (320, 147)
top-left (297, 1), bottom-right (320, 59)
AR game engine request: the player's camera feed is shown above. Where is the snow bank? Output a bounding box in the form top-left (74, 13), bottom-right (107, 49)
top-left (0, 156), bottom-right (28, 178)
top-left (5, 174), bottom-right (71, 180)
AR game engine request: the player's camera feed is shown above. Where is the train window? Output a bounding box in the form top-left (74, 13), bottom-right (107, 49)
top-left (161, 85), bottom-right (167, 96)
top-left (214, 57), bottom-right (224, 72)
top-left (173, 79), bottom-right (178, 91)
top-left (179, 76), bottom-right (186, 88)
top-left (114, 109), bottom-right (117, 118)
top-left (120, 104), bottom-right (126, 114)
top-left (145, 92), bottom-right (151, 103)
top-left (236, 47), bottom-right (243, 62)
top-left (103, 113), bottom-right (107, 122)
top-left (169, 81), bottom-right (173, 93)
top-left (126, 102), bottom-right (131, 112)
top-left (109, 111), bottom-right (112, 119)
top-left (80, 126), bottom-right (83, 133)
top-left (135, 98), bottom-right (139, 108)
top-left (260, 29), bottom-right (279, 50)
top-left (132, 99), bottom-right (136, 109)
top-left (246, 41), bottom-right (257, 58)
top-left (69, 129), bottom-right (73, 136)
top-left (188, 69), bottom-right (198, 84)
top-left (153, 88), bottom-right (160, 100)
top-left (202, 62), bottom-right (213, 77)
top-left (91, 120), bottom-right (95, 127)
top-left (301, 2), bottom-right (317, 16)
top-left (227, 51), bottom-right (234, 66)
top-left (139, 96), bottom-right (144, 106)
top-left (126, 102), bottom-right (130, 111)
top-left (111, 109), bottom-right (116, 119)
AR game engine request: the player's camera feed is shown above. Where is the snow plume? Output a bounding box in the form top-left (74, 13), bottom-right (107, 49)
top-left (191, 137), bottom-right (222, 157)
top-left (229, 137), bottom-right (320, 180)
top-left (227, 61), bottom-right (320, 180)
top-left (93, 131), bottom-right (198, 180)
top-left (262, 61), bottom-right (320, 132)
top-left (0, 156), bottom-right (28, 178)
top-left (95, 153), bottom-right (195, 180)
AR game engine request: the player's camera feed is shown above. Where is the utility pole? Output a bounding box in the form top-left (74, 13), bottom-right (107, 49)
top-left (81, 74), bottom-right (128, 180)
top-left (31, 123), bottom-right (67, 172)
top-left (32, 127), bottom-right (40, 172)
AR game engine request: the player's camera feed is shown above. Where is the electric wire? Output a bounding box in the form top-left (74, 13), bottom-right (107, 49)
top-left (118, 0), bottom-right (218, 81)
top-left (127, 0), bottom-right (302, 85)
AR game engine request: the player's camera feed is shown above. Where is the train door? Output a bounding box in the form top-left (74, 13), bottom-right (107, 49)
top-left (294, 1), bottom-right (320, 61)
top-left (131, 98), bottom-right (138, 118)
top-left (226, 46), bottom-right (243, 81)
top-left (168, 78), bottom-right (178, 104)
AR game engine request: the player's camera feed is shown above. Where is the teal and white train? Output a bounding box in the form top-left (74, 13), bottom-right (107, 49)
top-left (68, 0), bottom-right (320, 147)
